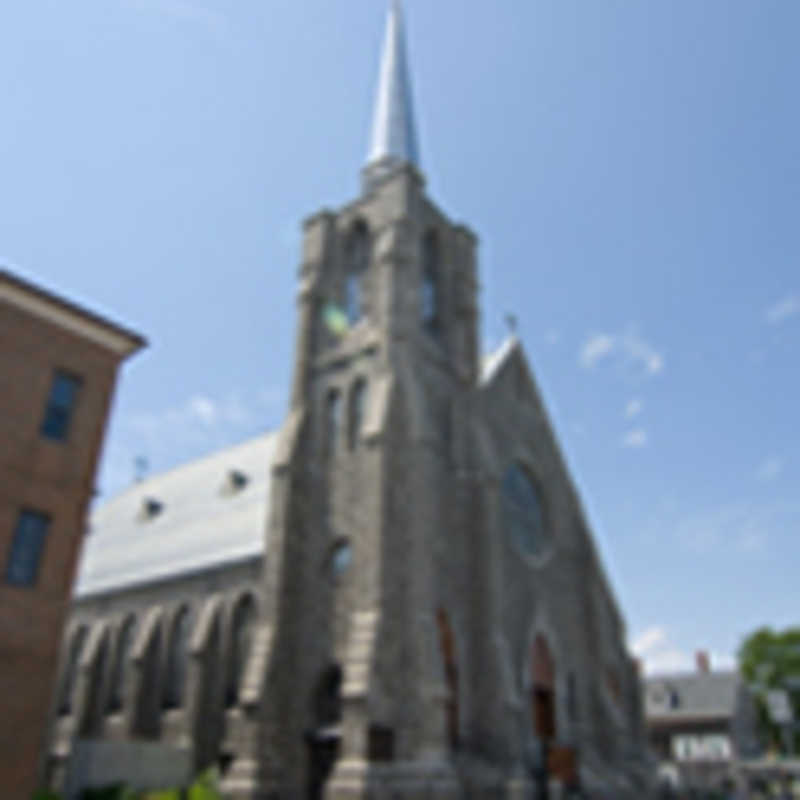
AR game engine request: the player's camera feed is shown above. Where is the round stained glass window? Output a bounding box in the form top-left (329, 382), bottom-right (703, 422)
top-left (502, 463), bottom-right (547, 559)
top-left (330, 541), bottom-right (353, 577)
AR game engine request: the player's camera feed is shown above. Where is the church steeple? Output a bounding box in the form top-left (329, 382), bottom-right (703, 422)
top-left (363, 1), bottom-right (421, 189)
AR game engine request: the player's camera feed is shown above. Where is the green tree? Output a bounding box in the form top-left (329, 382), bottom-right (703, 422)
top-left (187, 767), bottom-right (222, 800)
top-left (737, 626), bottom-right (800, 754)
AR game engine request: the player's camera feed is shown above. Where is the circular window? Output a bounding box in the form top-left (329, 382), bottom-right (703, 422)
top-left (330, 541), bottom-right (353, 577)
top-left (502, 463), bottom-right (548, 560)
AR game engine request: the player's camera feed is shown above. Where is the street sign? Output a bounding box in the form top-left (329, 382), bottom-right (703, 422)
top-left (767, 690), bottom-right (793, 724)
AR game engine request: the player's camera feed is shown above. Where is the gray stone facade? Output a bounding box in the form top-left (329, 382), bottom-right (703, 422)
top-left (44, 4), bottom-right (652, 797)
top-left (47, 556), bottom-right (263, 791)
top-left (219, 163), bottom-right (650, 799)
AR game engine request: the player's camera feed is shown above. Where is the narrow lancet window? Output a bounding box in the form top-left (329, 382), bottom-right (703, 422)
top-left (163, 606), bottom-right (191, 710)
top-left (108, 616), bottom-right (136, 713)
top-left (325, 389), bottom-right (342, 458)
top-left (348, 379), bottom-right (368, 450)
top-left (345, 221), bottom-right (369, 325)
top-left (421, 231), bottom-right (440, 336)
top-left (226, 595), bottom-right (256, 708)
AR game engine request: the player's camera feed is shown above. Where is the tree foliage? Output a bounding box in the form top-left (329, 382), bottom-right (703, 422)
top-left (37, 767), bottom-right (222, 800)
top-left (738, 626), bottom-right (800, 753)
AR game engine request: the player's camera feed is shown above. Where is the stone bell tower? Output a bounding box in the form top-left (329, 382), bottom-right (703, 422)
top-left (222, 3), bottom-right (483, 797)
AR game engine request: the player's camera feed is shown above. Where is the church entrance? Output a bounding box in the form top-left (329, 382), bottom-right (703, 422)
top-left (436, 609), bottom-right (459, 750)
top-left (305, 664), bottom-right (342, 800)
top-left (529, 635), bottom-right (556, 799)
top-left (531, 634), bottom-right (556, 740)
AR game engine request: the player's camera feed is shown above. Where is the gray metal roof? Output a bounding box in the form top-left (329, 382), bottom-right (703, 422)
top-left (364, 1), bottom-right (420, 183)
top-left (74, 339), bottom-right (570, 599)
top-left (645, 671), bottom-right (741, 721)
top-left (75, 432), bottom-right (277, 597)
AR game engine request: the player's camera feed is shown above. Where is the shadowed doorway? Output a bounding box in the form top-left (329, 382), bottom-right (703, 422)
top-left (436, 609), bottom-right (459, 750)
top-left (531, 634), bottom-right (556, 741)
top-left (306, 663), bottom-right (342, 800)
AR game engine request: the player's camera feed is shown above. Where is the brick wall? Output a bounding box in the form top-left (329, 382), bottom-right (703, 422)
top-left (0, 299), bottom-right (129, 799)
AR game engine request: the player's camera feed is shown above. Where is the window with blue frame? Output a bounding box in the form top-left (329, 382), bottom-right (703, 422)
top-left (41, 370), bottom-right (82, 441)
top-left (5, 509), bottom-right (50, 587)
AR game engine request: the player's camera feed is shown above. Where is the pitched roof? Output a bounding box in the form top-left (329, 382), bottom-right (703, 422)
top-left (644, 671), bottom-right (741, 721)
top-left (480, 336), bottom-right (519, 385)
top-left (75, 337), bottom-right (519, 599)
top-left (0, 268), bottom-right (145, 358)
top-left (75, 432), bottom-right (277, 597)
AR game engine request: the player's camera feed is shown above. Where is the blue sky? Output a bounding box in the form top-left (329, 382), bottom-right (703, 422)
top-left (2, 0), bottom-right (798, 674)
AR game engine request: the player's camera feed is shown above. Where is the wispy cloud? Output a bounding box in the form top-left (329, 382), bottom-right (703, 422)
top-left (756, 456), bottom-right (783, 483)
top-left (579, 334), bottom-right (615, 369)
top-left (622, 428), bottom-right (648, 448)
top-left (544, 329), bottom-right (560, 346)
top-left (188, 395), bottom-right (217, 425)
top-left (129, 391), bottom-right (255, 439)
top-left (99, 385), bottom-right (283, 498)
top-left (766, 293), bottom-right (800, 325)
top-left (622, 330), bottom-right (664, 375)
top-left (632, 626), bottom-right (668, 655)
top-left (578, 327), bottom-right (664, 376)
top-left (625, 398), bottom-right (643, 419)
top-left (630, 625), bottom-right (735, 676)
top-left (669, 500), bottom-right (800, 555)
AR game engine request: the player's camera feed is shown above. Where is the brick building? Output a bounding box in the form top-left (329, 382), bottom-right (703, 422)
top-left (0, 269), bottom-right (144, 798)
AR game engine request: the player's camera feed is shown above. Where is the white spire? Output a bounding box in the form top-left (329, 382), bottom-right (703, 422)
top-left (364, 1), bottom-right (420, 186)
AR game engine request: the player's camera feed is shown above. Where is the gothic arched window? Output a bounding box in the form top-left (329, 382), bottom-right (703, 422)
top-left (345, 221), bottom-right (369, 325)
top-left (324, 388), bottom-right (342, 458)
top-left (59, 625), bottom-right (88, 716)
top-left (226, 594), bottom-right (257, 708)
top-left (421, 230), bottom-right (441, 336)
top-left (347, 378), bottom-right (368, 450)
top-left (107, 616), bottom-right (136, 713)
top-left (90, 632), bottom-right (110, 727)
top-left (162, 606), bottom-right (191, 710)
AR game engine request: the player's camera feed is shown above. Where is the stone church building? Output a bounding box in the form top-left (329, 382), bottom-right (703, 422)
top-left (45, 4), bottom-right (651, 797)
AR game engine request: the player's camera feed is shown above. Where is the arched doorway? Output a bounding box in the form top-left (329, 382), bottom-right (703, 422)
top-left (436, 609), bottom-right (459, 749)
top-left (305, 663), bottom-right (342, 800)
top-left (531, 634), bottom-right (556, 741)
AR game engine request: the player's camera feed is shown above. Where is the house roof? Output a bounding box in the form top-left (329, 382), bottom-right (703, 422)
top-left (0, 268), bottom-right (146, 358)
top-left (75, 431), bottom-right (277, 597)
top-left (644, 670), bottom-right (741, 721)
